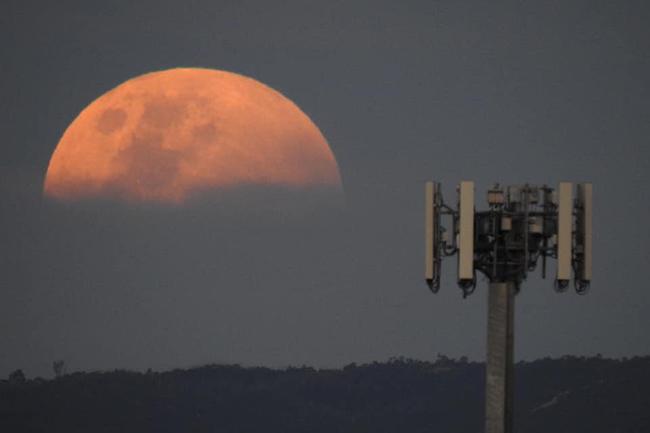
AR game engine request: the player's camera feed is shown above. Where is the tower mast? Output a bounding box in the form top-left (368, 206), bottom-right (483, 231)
top-left (424, 181), bottom-right (592, 433)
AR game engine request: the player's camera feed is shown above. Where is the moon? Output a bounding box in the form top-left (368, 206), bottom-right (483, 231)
top-left (44, 68), bottom-right (342, 204)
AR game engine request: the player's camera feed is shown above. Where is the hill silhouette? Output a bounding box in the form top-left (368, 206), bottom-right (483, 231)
top-left (1, 355), bottom-right (649, 433)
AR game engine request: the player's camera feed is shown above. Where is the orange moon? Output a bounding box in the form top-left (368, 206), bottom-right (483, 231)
top-left (44, 68), bottom-right (342, 203)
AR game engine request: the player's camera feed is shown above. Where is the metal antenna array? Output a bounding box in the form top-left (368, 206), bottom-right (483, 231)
top-left (425, 181), bottom-right (592, 433)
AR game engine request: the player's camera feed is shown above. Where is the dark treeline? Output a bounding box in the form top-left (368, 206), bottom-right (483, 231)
top-left (1, 355), bottom-right (649, 433)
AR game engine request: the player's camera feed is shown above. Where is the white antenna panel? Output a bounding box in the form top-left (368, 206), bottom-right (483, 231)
top-left (458, 181), bottom-right (474, 283)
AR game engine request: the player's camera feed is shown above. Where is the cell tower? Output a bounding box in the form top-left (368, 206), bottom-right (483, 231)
top-left (424, 181), bottom-right (592, 433)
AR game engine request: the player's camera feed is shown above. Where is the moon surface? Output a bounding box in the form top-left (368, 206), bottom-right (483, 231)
top-left (44, 68), bottom-right (342, 203)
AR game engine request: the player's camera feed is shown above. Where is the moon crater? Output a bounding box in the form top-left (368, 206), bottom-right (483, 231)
top-left (96, 108), bottom-right (127, 135)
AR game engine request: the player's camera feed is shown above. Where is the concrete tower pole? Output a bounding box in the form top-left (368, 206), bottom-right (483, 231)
top-left (485, 281), bottom-right (515, 433)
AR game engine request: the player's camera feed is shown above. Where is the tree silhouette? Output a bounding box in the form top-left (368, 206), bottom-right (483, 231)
top-left (1, 357), bottom-right (649, 433)
top-left (8, 369), bottom-right (25, 385)
top-left (52, 360), bottom-right (65, 378)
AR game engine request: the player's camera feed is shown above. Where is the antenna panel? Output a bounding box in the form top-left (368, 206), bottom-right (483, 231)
top-left (425, 182), bottom-right (440, 290)
top-left (458, 181), bottom-right (475, 283)
top-left (576, 183), bottom-right (592, 282)
top-left (425, 182), bottom-right (434, 284)
top-left (556, 182), bottom-right (573, 282)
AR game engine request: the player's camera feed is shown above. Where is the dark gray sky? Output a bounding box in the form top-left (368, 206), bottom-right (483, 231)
top-left (2, 0), bottom-right (649, 378)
